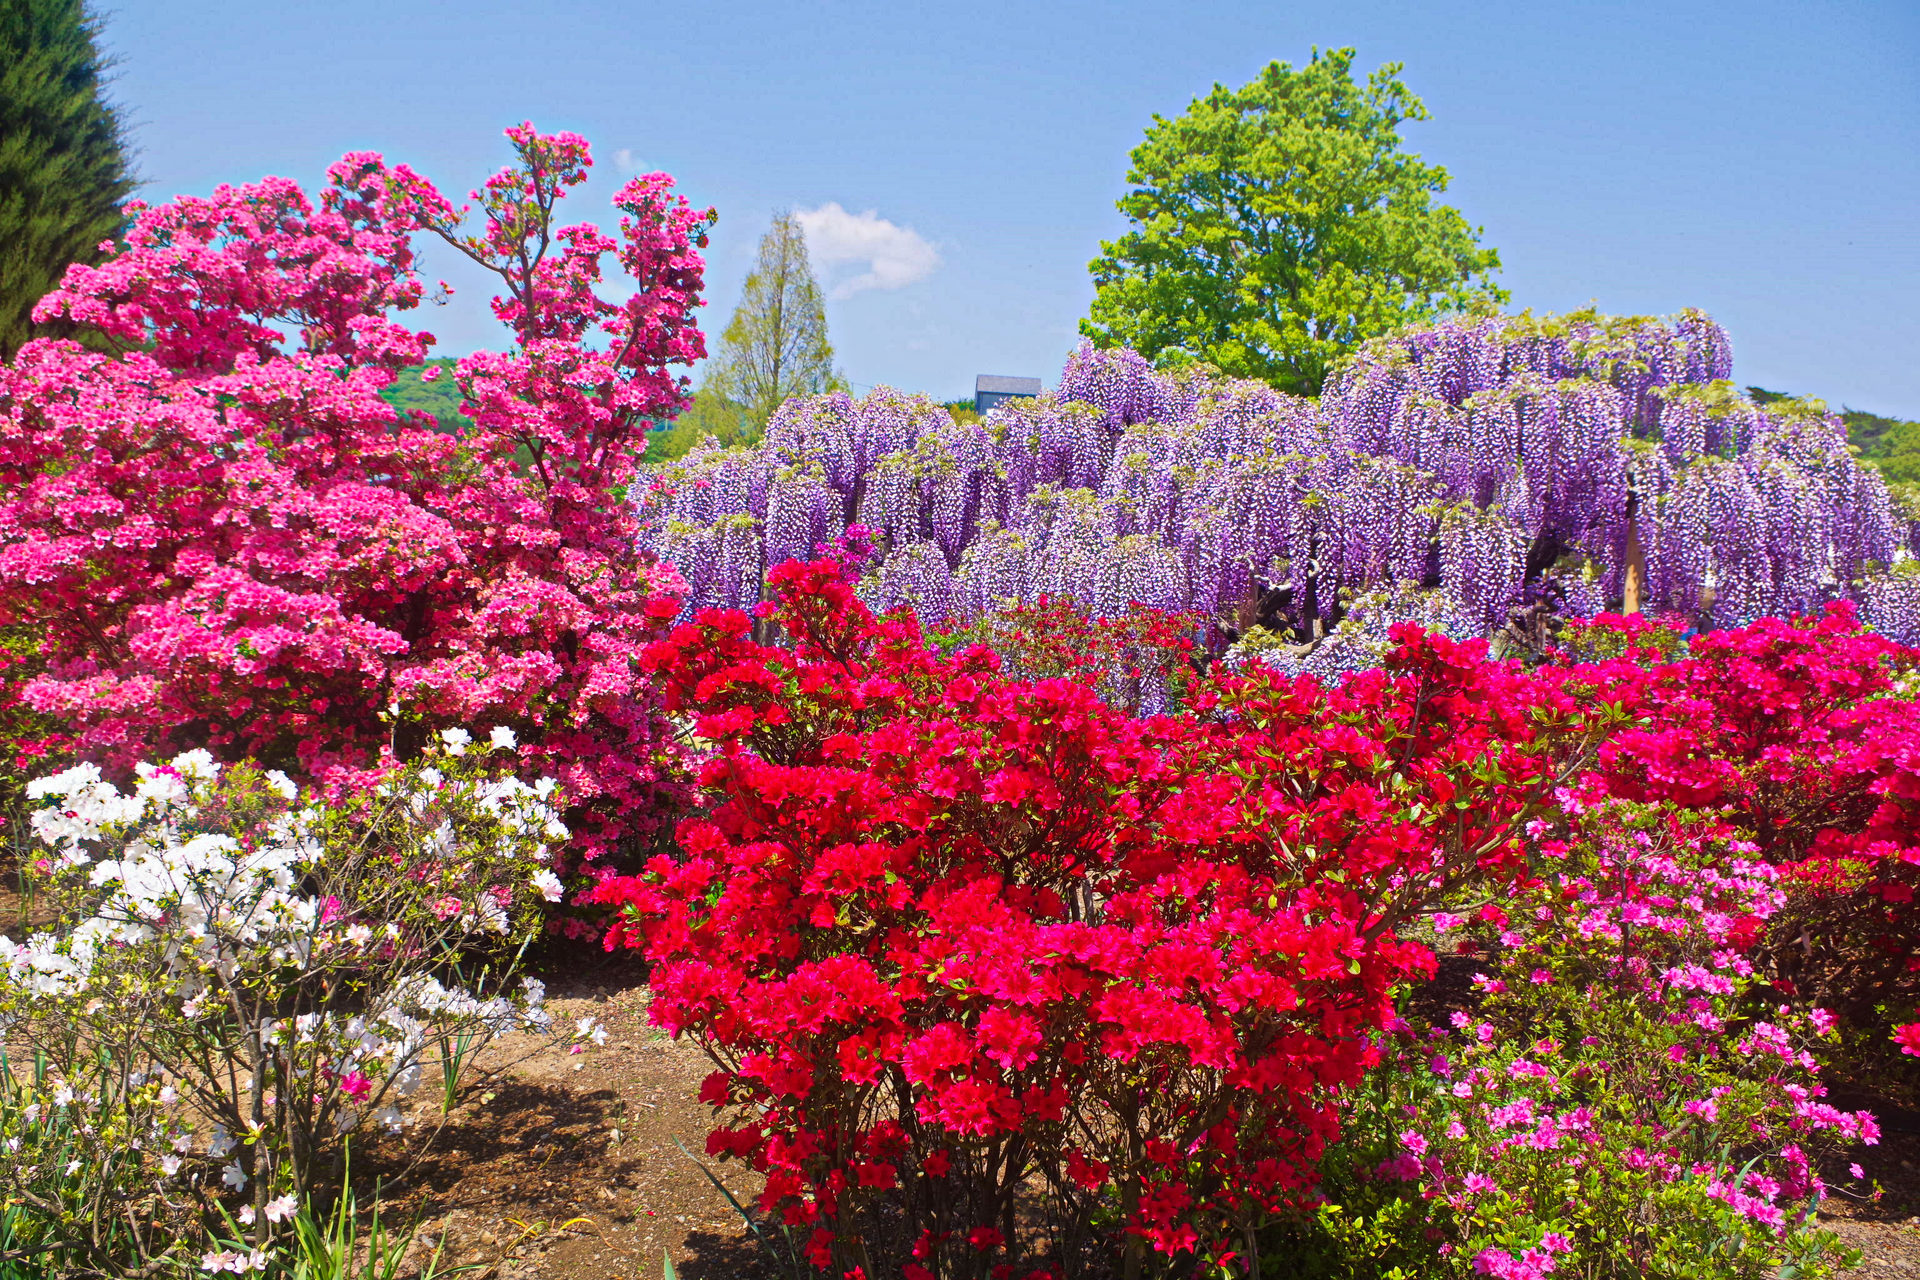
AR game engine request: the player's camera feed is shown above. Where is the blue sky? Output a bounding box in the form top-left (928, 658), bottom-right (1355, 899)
top-left (106, 0), bottom-right (1917, 413)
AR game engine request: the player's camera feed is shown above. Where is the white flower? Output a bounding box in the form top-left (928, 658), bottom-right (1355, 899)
top-left (159, 1084), bottom-right (177, 1104)
top-left (237, 1205), bottom-right (256, 1224)
top-left (392, 1062), bottom-right (423, 1096)
top-left (461, 897), bottom-right (510, 935)
top-left (345, 923), bottom-right (372, 947)
top-left (265, 1193), bottom-right (299, 1223)
top-left (161, 1154), bottom-right (182, 1176)
top-left (221, 1159), bottom-right (247, 1191)
top-left (171, 749), bottom-right (220, 781)
top-left (530, 869), bottom-right (565, 903)
top-left (489, 725), bottom-right (518, 752)
top-left (26, 762), bottom-right (101, 800)
top-left (202, 1250), bottom-right (242, 1273)
top-left (206, 1126), bottom-right (235, 1158)
top-left (575, 1016), bottom-right (608, 1046)
top-left (438, 728), bottom-right (472, 756)
top-left (263, 770), bottom-right (298, 800)
top-left (66, 1159), bottom-right (81, 1175)
top-left (374, 1105), bottom-right (405, 1132)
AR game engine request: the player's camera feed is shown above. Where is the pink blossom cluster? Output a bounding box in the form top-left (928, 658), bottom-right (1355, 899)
top-left (0, 124), bottom-right (710, 866)
top-left (1367, 797), bottom-right (1874, 1270)
top-left (1471, 1232), bottom-right (1570, 1280)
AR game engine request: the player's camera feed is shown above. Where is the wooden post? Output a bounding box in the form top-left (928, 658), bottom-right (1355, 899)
top-left (1622, 507), bottom-right (1645, 616)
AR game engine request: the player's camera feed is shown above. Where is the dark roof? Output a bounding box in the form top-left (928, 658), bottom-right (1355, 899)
top-left (975, 374), bottom-right (1042, 396)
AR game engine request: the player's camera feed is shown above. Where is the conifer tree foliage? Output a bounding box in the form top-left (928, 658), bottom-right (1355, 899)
top-left (1082, 48), bottom-right (1504, 397)
top-left (0, 0), bottom-right (133, 360)
top-left (701, 210), bottom-right (845, 433)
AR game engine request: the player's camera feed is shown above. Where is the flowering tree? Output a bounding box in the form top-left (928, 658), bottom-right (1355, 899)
top-left (0, 124), bottom-right (707, 864)
top-left (640, 310), bottom-right (1917, 655)
top-left (590, 553), bottom-right (1633, 1278)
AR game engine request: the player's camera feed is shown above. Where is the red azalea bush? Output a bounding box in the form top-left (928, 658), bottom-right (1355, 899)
top-left (0, 124), bottom-right (708, 865)
top-left (590, 554), bottom-right (1636, 1277)
top-left (930, 594), bottom-right (1200, 715)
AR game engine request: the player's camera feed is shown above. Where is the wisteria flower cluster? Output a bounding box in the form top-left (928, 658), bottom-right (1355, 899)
top-left (0, 123), bottom-right (703, 867)
top-left (589, 553), bottom-right (1637, 1279)
top-left (0, 740), bottom-right (590, 1266)
top-left (641, 310), bottom-right (1916, 662)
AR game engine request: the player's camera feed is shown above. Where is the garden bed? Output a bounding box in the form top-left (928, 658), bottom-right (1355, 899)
top-left (344, 948), bottom-right (1920, 1279)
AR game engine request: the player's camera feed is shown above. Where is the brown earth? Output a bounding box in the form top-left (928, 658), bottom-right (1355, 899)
top-left (359, 946), bottom-right (770, 1280)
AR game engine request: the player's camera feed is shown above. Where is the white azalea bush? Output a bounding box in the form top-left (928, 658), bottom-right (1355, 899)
top-left (0, 737), bottom-right (595, 1273)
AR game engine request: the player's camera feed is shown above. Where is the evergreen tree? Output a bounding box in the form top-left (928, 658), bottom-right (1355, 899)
top-left (701, 210), bottom-right (844, 434)
top-left (0, 0), bottom-right (134, 360)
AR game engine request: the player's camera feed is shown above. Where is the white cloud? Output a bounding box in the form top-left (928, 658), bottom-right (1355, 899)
top-left (794, 203), bottom-right (939, 299)
top-left (613, 148), bottom-right (645, 174)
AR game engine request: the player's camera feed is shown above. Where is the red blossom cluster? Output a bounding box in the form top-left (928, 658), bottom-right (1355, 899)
top-left (591, 555), bottom-right (1636, 1276)
top-left (0, 125), bottom-right (708, 866)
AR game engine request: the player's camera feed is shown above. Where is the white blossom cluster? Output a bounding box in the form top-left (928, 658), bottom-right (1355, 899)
top-left (0, 739), bottom-right (575, 1180)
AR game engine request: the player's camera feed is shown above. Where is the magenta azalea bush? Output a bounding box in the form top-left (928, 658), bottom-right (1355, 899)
top-left (0, 123), bottom-right (705, 866)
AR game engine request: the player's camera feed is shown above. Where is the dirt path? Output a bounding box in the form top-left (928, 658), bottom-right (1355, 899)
top-left (369, 959), bottom-right (767, 1280)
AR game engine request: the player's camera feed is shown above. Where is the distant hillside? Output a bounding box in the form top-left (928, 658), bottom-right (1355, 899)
top-left (1749, 386), bottom-right (1920, 486)
top-left (382, 358), bottom-right (472, 433)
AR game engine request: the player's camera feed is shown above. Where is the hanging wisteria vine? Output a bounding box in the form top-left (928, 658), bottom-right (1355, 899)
top-left (638, 309), bottom-right (1920, 649)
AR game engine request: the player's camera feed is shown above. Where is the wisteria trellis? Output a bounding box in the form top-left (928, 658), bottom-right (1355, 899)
top-left (639, 309), bottom-right (1920, 649)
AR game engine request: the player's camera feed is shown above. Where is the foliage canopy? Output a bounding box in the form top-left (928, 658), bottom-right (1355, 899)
top-left (701, 210), bottom-right (844, 433)
top-left (1082, 48), bottom-right (1504, 396)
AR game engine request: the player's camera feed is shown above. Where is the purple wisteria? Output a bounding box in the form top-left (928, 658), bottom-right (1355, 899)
top-left (639, 309), bottom-right (1920, 647)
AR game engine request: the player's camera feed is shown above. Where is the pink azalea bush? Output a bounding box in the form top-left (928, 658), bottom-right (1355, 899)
top-left (0, 124), bottom-right (706, 867)
top-left (1266, 797), bottom-right (1867, 1278)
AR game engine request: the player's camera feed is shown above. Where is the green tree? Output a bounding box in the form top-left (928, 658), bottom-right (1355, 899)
top-left (1751, 385), bottom-right (1920, 485)
top-left (646, 388), bottom-right (756, 462)
top-left (702, 209), bottom-right (845, 432)
top-left (0, 0), bottom-right (134, 360)
top-left (1083, 48), bottom-right (1504, 397)
top-left (380, 357), bottom-right (474, 433)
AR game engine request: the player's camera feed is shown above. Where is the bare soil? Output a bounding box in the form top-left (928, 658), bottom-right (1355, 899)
top-left (360, 946), bottom-right (769, 1280)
